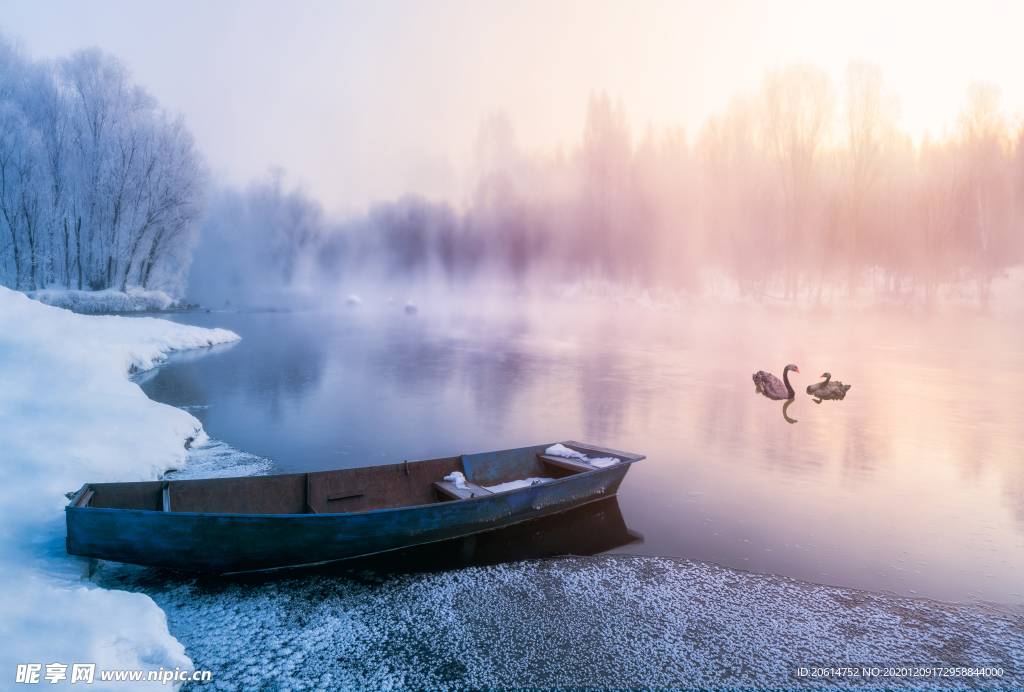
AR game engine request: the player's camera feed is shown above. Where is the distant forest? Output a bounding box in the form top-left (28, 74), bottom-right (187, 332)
top-left (197, 61), bottom-right (1024, 305)
top-left (0, 39), bottom-right (205, 295)
top-left (3, 36), bottom-right (1021, 304)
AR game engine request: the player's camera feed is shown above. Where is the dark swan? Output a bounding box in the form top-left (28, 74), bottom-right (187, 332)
top-left (752, 364), bottom-right (799, 400)
top-left (806, 372), bottom-right (851, 400)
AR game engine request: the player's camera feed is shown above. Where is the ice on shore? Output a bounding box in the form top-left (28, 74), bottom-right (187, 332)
top-left (484, 477), bottom-right (554, 493)
top-left (0, 286), bottom-right (240, 690)
top-left (96, 554), bottom-right (1024, 691)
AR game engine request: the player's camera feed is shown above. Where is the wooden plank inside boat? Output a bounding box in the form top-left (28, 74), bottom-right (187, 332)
top-left (537, 453), bottom-right (593, 474)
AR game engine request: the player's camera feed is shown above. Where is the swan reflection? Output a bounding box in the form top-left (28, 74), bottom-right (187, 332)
top-left (782, 398), bottom-right (798, 424)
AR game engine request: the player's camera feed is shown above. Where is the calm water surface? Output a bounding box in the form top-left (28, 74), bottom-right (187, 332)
top-left (136, 300), bottom-right (1024, 604)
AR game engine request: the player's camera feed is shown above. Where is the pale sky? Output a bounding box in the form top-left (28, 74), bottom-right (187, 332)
top-left (3, 0), bottom-right (1022, 211)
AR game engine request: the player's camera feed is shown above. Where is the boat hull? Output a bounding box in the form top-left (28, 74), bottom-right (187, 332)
top-left (66, 461), bottom-right (633, 572)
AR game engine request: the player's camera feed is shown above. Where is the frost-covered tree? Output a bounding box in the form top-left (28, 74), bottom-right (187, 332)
top-left (0, 37), bottom-right (206, 295)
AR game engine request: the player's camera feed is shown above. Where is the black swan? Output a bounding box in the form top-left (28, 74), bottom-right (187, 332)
top-left (806, 372), bottom-right (851, 400)
top-left (752, 364), bottom-right (799, 400)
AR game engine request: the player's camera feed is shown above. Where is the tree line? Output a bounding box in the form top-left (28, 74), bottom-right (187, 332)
top-left (0, 38), bottom-right (205, 295)
top-left (695, 61), bottom-right (1024, 303)
top-left (196, 59), bottom-right (1022, 307)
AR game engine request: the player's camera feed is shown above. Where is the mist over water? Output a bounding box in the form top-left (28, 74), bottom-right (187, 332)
top-left (185, 65), bottom-right (1024, 314)
top-left (139, 295), bottom-right (1024, 605)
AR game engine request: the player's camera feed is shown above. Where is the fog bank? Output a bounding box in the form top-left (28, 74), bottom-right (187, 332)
top-left (187, 61), bottom-right (1023, 311)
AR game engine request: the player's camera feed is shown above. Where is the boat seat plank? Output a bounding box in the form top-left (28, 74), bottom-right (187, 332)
top-left (72, 489), bottom-right (95, 508)
top-left (562, 439), bottom-right (640, 461)
top-left (537, 453), bottom-right (592, 473)
top-left (432, 480), bottom-right (493, 501)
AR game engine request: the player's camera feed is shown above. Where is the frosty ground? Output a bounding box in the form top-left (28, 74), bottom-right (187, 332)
top-left (2, 286), bottom-right (1023, 691)
top-left (95, 554), bottom-right (1024, 691)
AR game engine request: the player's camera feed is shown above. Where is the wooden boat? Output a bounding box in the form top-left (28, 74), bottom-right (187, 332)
top-left (66, 441), bottom-right (644, 572)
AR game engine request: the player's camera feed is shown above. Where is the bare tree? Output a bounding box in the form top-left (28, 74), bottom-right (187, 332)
top-left (842, 60), bottom-right (902, 290)
top-left (758, 62), bottom-right (836, 297)
top-left (580, 91), bottom-right (633, 275)
top-left (698, 95), bottom-right (777, 296)
top-left (914, 134), bottom-right (969, 305)
top-left (956, 81), bottom-right (1010, 303)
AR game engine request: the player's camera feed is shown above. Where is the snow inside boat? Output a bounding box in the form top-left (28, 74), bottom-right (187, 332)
top-left (66, 441), bottom-right (644, 572)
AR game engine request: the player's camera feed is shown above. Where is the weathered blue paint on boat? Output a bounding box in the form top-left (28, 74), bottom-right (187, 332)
top-left (66, 441), bottom-right (643, 572)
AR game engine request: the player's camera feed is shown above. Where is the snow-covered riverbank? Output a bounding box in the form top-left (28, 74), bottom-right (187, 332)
top-left (23, 287), bottom-right (183, 313)
top-left (0, 287), bottom-right (239, 690)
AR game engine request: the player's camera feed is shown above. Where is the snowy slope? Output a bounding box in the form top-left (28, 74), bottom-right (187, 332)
top-left (0, 286), bottom-right (239, 690)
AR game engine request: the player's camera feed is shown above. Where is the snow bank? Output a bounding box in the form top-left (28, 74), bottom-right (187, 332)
top-left (484, 478), bottom-right (554, 493)
top-left (0, 286), bottom-right (239, 690)
top-left (25, 287), bottom-right (179, 313)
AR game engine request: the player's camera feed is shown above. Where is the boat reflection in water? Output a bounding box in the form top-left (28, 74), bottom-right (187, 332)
top-left (97, 497), bottom-right (642, 592)
top-left (327, 496), bottom-right (642, 575)
top-left (222, 497), bottom-right (642, 583)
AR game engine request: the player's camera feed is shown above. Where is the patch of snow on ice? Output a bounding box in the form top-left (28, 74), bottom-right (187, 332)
top-left (443, 471), bottom-right (468, 489)
top-left (0, 286), bottom-right (240, 690)
top-left (484, 477), bottom-right (554, 493)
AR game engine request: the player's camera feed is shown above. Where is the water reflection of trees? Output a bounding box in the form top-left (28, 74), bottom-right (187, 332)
top-left (139, 314), bottom-right (328, 419)
top-left (363, 312), bottom-right (650, 443)
top-left (367, 317), bottom-right (544, 427)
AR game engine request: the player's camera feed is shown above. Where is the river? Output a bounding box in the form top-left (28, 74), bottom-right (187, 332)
top-left (133, 296), bottom-right (1024, 605)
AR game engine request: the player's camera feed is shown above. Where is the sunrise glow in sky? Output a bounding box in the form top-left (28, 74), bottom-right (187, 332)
top-left (4, 0), bottom-right (1022, 209)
